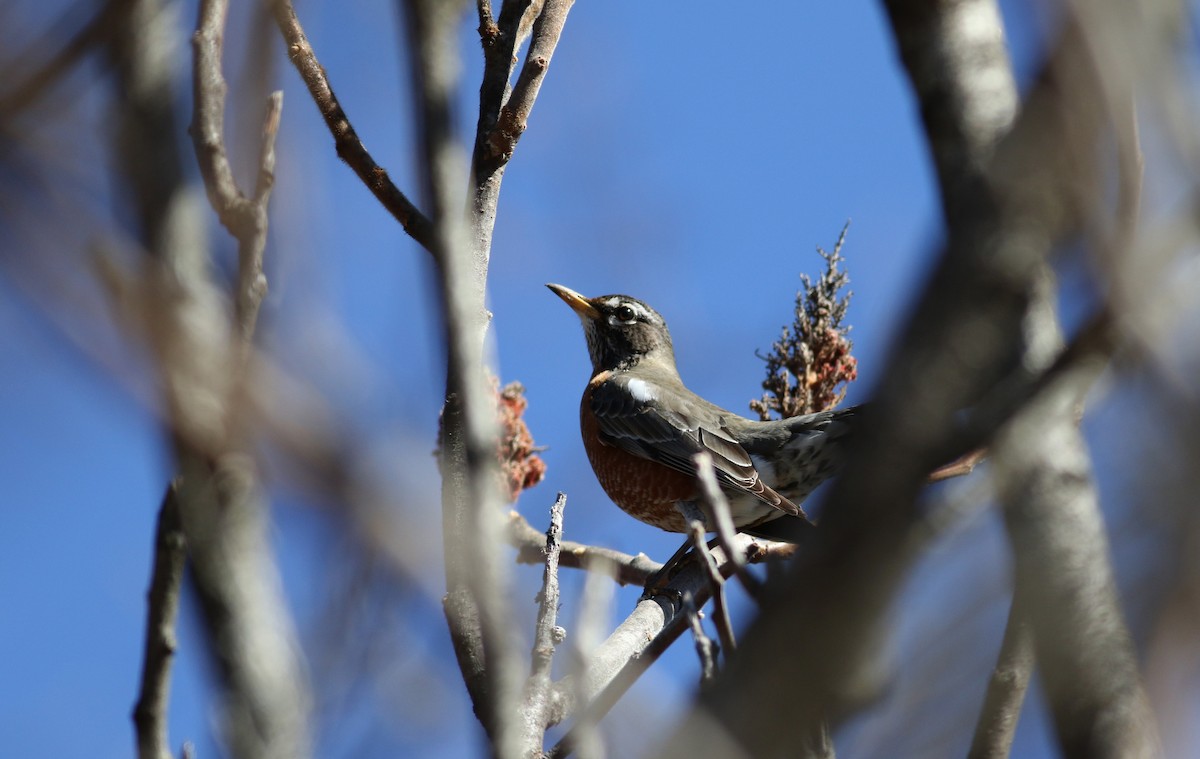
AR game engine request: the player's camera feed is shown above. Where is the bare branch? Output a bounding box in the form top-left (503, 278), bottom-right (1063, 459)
top-left (680, 503), bottom-right (736, 658)
top-left (548, 537), bottom-right (756, 759)
top-left (133, 483), bottom-right (187, 759)
top-left (684, 596), bottom-right (718, 685)
top-left (0, 1), bottom-right (123, 118)
top-left (693, 452), bottom-right (762, 598)
top-left (508, 510), bottom-right (665, 586)
top-left (661, 13), bottom-right (1120, 756)
top-left (270, 0), bottom-right (435, 250)
top-left (521, 493), bottom-right (568, 752)
top-left (191, 0), bottom-right (282, 350)
top-left (403, 0), bottom-right (523, 754)
top-left (992, 274), bottom-right (1157, 757)
top-left (967, 591), bottom-right (1034, 759)
top-left (469, 0), bottom-right (572, 289)
top-left (486, 0), bottom-right (575, 160)
top-left (104, 1), bottom-right (316, 757)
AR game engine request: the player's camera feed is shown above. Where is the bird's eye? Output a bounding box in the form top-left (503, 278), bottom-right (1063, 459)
top-left (614, 305), bottom-right (636, 322)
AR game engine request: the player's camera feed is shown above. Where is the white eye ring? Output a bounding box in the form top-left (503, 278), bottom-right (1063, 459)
top-left (614, 305), bottom-right (636, 322)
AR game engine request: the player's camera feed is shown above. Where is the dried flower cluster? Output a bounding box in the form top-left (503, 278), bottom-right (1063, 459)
top-left (750, 224), bottom-right (857, 420)
top-left (493, 376), bottom-right (546, 502)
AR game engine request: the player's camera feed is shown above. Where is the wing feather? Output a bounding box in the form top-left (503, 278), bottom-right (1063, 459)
top-left (590, 376), bottom-right (799, 515)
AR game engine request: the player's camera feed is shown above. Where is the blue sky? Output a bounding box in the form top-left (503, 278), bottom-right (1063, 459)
top-left (4, 1), bottom-right (1186, 757)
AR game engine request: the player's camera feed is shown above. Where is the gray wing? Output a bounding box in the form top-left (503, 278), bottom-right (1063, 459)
top-left (590, 377), bottom-right (801, 515)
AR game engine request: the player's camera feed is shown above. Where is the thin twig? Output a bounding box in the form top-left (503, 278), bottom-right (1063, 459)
top-left (928, 447), bottom-right (988, 483)
top-left (530, 493), bottom-right (566, 681)
top-left (468, 0), bottom-right (572, 289)
top-left (680, 503), bottom-right (736, 658)
top-left (507, 510), bottom-right (663, 586)
top-left (486, 0), bottom-right (574, 160)
top-left (692, 452), bottom-right (763, 599)
top-left (191, 0), bottom-right (281, 352)
top-left (684, 595), bottom-right (718, 685)
top-left (967, 589), bottom-right (1034, 759)
top-left (270, 0), bottom-right (434, 250)
top-left (403, 1), bottom-right (523, 755)
top-left (133, 483), bottom-right (187, 759)
top-left (522, 494), bottom-right (568, 751)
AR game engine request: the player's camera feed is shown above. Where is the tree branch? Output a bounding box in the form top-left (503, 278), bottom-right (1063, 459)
top-left (967, 589), bottom-right (1034, 759)
top-left (522, 493), bottom-right (569, 753)
top-left (133, 483), bottom-right (187, 759)
top-left (508, 510), bottom-right (665, 586)
top-left (402, 0), bottom-right (523, 754)
top-left (660, 13), bottom-right (1116, 756)
top-left (192, 0), bottom-right (281, 350)
top-left (271, 0), bottom-right (435, 250)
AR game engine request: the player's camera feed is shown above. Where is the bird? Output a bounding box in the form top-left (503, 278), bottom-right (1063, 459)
top-left (547, 283), bottom-right (856, 544)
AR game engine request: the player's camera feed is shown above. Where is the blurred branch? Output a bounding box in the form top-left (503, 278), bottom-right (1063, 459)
top-left (107, 0), bottom-right (312, 755)
top-left (192, 0), bottom-right (282, 350)
top-left (661, 10), bottom-right (1119, 756)
top-left (402, 0), bottom-right (523, 755)
top-left (271, 0), bottom-right (435, 250)
top-left (0, 0), bottom-right (126, 119)
top-left (993, 275), bottom-right (1157, 756)
top-left (967, 588), bottom-right (1034, 759)
top-left (133, 483), bottom-right (187, 759)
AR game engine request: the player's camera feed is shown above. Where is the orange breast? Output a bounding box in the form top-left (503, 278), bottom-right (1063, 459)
top-left (580, 375), bottom-right (695, 533)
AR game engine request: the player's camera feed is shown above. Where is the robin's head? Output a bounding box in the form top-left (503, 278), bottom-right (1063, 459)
top-left (547, 284), bottom-right (676, 374)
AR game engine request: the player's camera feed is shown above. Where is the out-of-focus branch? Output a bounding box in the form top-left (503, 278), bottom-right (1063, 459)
top-left (402, 1), bottom-right (522, 755)
top-left (192, 0), bottom-right (281, 350)
top-left (967, 589), bottom-right (1034, 759)
top-left (271, 0), bottom-right (435, 251)
top-left (0, 0), bottom-right (126, 119)
top-left (992, 276), bottom-right (1157, 757)
top-left (179, 3), bottom-right (313, 759)
top-left (109, 0), bottom-right (312, 756)
top-left (661, 13), bottom-right (1114, 756)
top-left (133, 483), bottom-right (186, 759)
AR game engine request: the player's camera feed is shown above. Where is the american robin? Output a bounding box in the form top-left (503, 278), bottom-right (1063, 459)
top-left (548, 283), bottom-right (856, 544)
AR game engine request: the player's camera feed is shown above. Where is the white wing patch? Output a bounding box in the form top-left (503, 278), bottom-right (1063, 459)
top-left (626, 378), bottom-right (656, 402)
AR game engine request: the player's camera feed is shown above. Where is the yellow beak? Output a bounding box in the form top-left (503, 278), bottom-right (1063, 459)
top-left (546, 283), bottom-right (601, 320)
